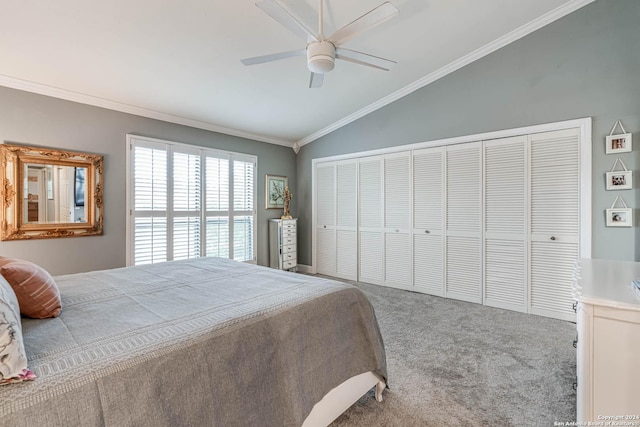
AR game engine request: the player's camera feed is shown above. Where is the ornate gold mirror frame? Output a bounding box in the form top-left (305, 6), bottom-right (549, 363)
top-left (0, 143), bottom-right (103, 240)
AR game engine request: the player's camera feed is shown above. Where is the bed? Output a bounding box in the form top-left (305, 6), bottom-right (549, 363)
top-left (0, 257), bottom-right (387, 426)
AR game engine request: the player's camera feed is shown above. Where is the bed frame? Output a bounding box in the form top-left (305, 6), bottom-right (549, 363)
top-left (303, 372), bottom-right (386, 426)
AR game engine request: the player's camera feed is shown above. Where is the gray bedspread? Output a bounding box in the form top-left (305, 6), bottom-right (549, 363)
top-left (0, 258), bottom-right (386, 427)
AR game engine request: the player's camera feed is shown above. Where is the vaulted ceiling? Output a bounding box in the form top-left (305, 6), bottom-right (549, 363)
top-left (0, 0), bottom-right (592, 149)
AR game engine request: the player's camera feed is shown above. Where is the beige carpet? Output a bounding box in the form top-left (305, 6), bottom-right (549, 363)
top-left (330, 281), bottom-right (576, 426)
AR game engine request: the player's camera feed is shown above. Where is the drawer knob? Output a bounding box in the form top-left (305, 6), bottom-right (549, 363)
top-left (425, 230), bottom-right (430, 234)
top-left (323, 225), bottom-right (326, 228)
top-left (550, 236), bottom-right (556, 241)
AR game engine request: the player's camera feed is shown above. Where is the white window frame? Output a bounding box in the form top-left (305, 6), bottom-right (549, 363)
top-left (125, 134), bottom-right (257, 266)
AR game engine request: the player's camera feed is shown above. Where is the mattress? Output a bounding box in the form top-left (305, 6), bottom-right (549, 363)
top-left (0, 257), bottom-right (387, 426)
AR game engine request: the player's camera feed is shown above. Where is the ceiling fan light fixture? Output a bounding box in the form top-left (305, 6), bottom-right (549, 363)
top-left (307, 41), bottom-right (335, 74)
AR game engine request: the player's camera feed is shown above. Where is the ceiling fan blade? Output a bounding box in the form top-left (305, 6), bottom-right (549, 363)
top-left (241, 49), bottom-right (306, 66)
top-left (309, 72), bottom-right (324, 88)
top-left (256, 0), bottom-right (319, 42)
top-left (327, 2), bottom-right (398, 46)
top-left (335, 48), bottom-right (396, 71)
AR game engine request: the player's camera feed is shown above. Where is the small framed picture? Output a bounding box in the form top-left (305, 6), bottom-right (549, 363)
top-left (606, 208), bottom-right (632, 227)
top-left (605, 133), bottom-right (632, 154)
top-left (606, 170), bottom-right (632, 190)
top-left (265, 174), bottom-right (287, 209)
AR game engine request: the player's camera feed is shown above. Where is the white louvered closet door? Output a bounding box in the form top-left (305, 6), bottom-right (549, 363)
top-left (315, 162), bottom-right (336, 276)
top-left (530, 128), bottom-right (580, 321)
top-left (446, 142), bottom-right (482, 303)
top-left (359, 156), bottom-right (384, 285)
top-left (413, 147), bottom-right (444, 296)
top-left (335, 160), bottom-right (358, 280)
top-left (484, 136), bottom-right (527, 313)
top-left (384, 152), bottom-right (412, 290)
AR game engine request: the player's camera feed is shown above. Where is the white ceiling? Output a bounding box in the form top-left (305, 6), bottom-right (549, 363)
top-left (0, 0), bottom-right (591, 149)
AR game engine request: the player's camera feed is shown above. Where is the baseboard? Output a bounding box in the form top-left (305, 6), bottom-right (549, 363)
top-left (296, 264), bottom-right (315, 274)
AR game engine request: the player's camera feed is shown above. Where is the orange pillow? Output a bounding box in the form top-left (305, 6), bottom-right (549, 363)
top-left (0, 257), bottom-right (61, 318)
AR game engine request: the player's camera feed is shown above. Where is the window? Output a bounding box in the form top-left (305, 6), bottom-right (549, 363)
top-left (126, 135), bottom-right (256, 265)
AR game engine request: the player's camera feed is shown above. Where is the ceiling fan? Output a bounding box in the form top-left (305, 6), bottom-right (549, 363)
top-left (241, 0), bottom-right (399, 88)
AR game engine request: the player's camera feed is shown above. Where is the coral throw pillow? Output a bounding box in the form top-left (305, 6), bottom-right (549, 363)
top-left (0, 257), bottom-right (61, 318)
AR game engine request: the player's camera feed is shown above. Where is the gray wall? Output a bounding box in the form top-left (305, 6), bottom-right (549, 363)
top-left (0, 86), bottom-right (296, 275)
top-left (297, 0), bottom-right (640, 265)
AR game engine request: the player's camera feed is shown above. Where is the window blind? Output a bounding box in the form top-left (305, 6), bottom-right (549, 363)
top-left (128, 136), bottom-right (256, 265)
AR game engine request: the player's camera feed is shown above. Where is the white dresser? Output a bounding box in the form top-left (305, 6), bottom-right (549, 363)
top-left (573, 258), bottom-right (640, 422)
top-left (269, 219), bottom-right (297, 271)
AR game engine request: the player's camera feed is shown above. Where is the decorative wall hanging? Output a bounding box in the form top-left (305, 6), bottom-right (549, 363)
top-left (605, 196), bottom-right (632, 227)
top-left (606, 158), bottom-right (633, 190)
top-left (265, 174), bottom-right (287, 209)
top-left (605, 120), bottom-right (632, 154)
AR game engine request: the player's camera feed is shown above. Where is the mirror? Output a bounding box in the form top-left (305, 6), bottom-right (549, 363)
top-left (0, 143), bottom-right (103, 240)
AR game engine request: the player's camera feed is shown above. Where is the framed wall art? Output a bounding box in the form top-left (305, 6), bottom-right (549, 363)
top-left (265, 174), bottom-right (287, 209)
top-left (605, 120), bottom-right (632, 154)
top-left (606, 196), bottom-right (632, 227)
top-left (605, 158), bottom-right (632, 190)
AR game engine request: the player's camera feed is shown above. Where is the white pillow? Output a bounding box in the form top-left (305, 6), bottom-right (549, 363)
top-left (0, 274), bottom-right (35, 385)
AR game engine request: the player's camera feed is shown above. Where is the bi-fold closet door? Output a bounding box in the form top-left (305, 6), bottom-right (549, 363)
top-left (412, 143), bottom-right (483, 303)
top-left (315, 160), bottom-right (358, 281)
top-left (358, 152), bottom-right (412, 289)
top-left (314, 127), bottom-right (581, 321)
top-left (481, 129), bottom-right (580, 321)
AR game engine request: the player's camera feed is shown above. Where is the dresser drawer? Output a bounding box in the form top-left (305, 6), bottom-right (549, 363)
top-left (282, 235), bottom-right (296, 246)
top-left (282, 244), bottom-right (296, 254)
top-left (283, 259), bottom-right (297, 270)
top-left (282, 220), bottom-right (296, 230)
top-left (282, 229), bottom-right (296, 238)
top-left (283, 252), bottom-right (296, 261)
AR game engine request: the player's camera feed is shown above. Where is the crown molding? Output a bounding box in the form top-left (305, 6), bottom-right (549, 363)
top-left (296, 0), bottom-right (595, 147)
top-left (0, 74), bottom-right (295, 148)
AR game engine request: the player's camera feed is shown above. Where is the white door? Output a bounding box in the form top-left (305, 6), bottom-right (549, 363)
top-left (529, 128), bottom-right (580, 321)
top-left (484, 136), bottom-right (528, 312)
top-left (413, 147), bottom-right (444, 296)
top-left (445, 142), bottom-right (482, 303)
top-left (384, 152), bottom-right (412, 290)
top-left (359, 156), bottom-right (384, 285)
top-left (58, 166), bottom-right (73, 223)
top-left (335, 160), bottom-right (358, 280)
top-left (315, 162), bottom-right (336, 276)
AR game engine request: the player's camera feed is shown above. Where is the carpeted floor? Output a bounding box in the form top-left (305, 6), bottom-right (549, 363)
top-left (330, 281), bottom-right (577, 427)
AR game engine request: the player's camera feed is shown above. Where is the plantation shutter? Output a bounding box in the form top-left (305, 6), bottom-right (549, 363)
top-left (530, 128), bottom-right (580, 321)
top-left (128, 136), bottom-right (256, 265)
top-left (232, 160), bottom-right (255, 261)
top-left (413, 147), bottom-right (444, 296)
top-left (173, 149), bottom-right (201, 260)
top-left (445, 142), bottom-right (482, 303)
top-left (484, 136), bottom-right (527, 312)
top-left (205, 156), bottom-right (230, 258)
top-left (132, 143), bottom-right (168, 265)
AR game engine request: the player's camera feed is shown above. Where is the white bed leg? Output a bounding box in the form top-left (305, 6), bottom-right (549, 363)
top-left (375, 380), bottom-right (386, 402)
